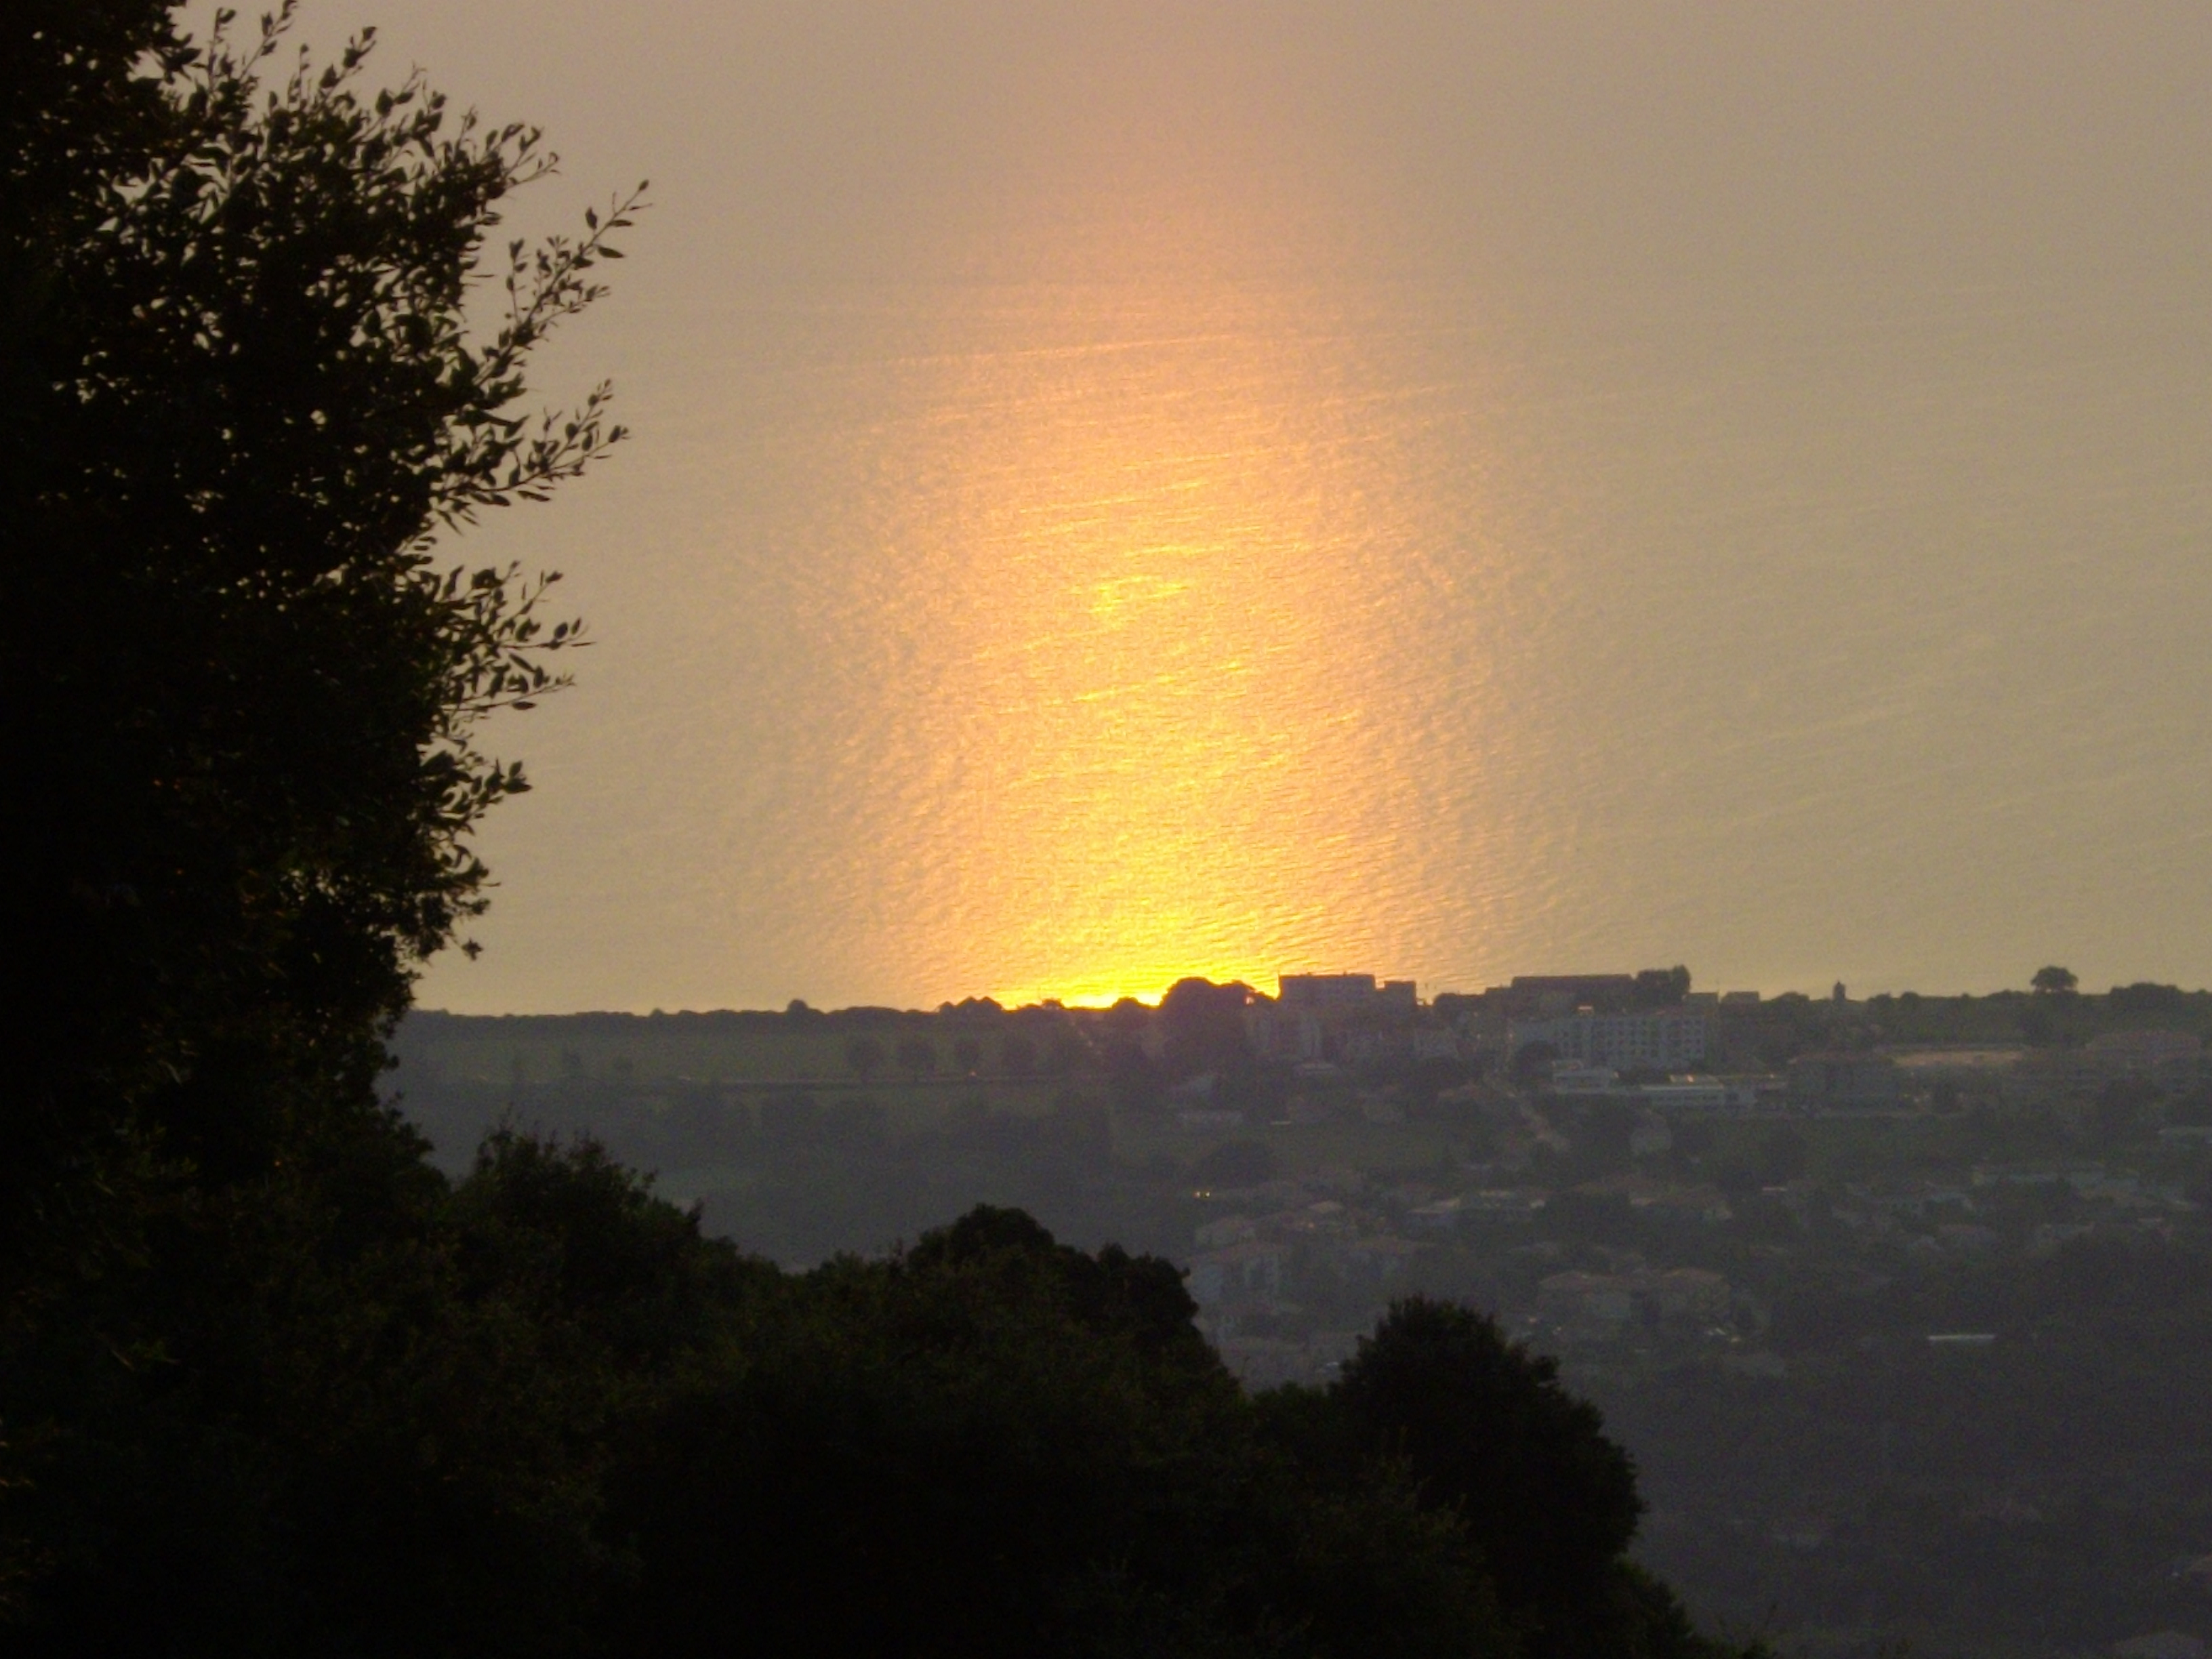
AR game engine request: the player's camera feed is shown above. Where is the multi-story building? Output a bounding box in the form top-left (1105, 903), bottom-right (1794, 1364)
top-left (1506, 1008), bottom-right (1708, 1071)
top-left (1786, 1052), bottom-right (1902, 1111)
top-left (1277, 974), bottom-right (1418, 1014)
top-left (1252, 974), bottom-right (1422, 1062)
top-left (1490, 975), bottom-right (1639, 1017)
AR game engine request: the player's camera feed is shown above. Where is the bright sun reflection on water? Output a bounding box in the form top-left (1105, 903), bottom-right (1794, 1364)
top-left (407, 16), bottom-right (2212, 1016)
top-left (798, 195), bottom-right (1563, 1006)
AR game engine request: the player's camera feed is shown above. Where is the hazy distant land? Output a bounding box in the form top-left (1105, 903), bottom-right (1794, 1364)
top-left (393, 972), bottom-right (2212, 1659)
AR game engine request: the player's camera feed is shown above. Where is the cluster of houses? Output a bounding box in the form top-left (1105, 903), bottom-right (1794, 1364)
top-left (1815, 1162), bottom-right (2198, 1254)
top-left (1185, 1147), bottom-right (2198, 1383)
top-left (1186, 1170), bottom-right (1464, 1311)
top-left (1227, 970), bottom-right (2212, 1123)
top-left (1184, 1160), bottom-right (1751, 1381)
top-left (1848, 1030), bottom-right (2210, 1115)
top-left (1178, 972), bottom-right (2212, 1383)
top-left (1241, 972), bottom-right (1738, 1072)
top-left (1530, 1263), bottom-right (1734, 1346)
top-left (1184, 1167), bottom-right (1462, 1386)
top-left (1242, 973), bottom-right (1458, 1069)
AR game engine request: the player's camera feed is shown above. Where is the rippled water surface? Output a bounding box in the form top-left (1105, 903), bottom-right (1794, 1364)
top-left (770, 245), bottom-right (1573, 1004)
top-left (397, 3), bottom-right (2212, 1010)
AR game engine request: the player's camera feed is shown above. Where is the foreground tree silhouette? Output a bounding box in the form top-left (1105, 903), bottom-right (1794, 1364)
top-left (609, 1208), bottom-right (1512, 1659)
top-left (1258, 1299), bottom-right (1723, 1659)
top-left (897, 1033), bottom-right (939, 1082)
top-left (0, 9), bottom-right (1751, 1655)
top-left (1330, 1302), bottom-right (1671, 1658)
top-left (844, 1034), bottom-right (887, 1082)
top-left (1, 2), bottom-right (640, 1636)
top-left (2, 0), bottom-right (635, 1300)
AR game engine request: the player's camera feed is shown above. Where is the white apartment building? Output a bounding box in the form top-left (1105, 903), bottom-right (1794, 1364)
top-left (1507, 1008), bottom-right (1708, 1071)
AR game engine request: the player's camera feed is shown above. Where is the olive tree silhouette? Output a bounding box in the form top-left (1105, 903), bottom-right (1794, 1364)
top-left (845, 1036), bottom-right (886, 1084)
top-left (3, 0), bottom-right (640, 1305)
top-left (895, 1036), bottom-right (938, 1083)
top-left (2, 1), bottom-right (642, 1638)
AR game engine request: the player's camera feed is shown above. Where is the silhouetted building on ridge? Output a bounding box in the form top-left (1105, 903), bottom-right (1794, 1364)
top-left (1253, 974), bottom-right (1422, 1063)
top-left (1277, 974), bottom-right (1417, 1014)
top-left (1492, 975), bottom-right (1641, 1017)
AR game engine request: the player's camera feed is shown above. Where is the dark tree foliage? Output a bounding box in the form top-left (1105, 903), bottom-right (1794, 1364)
top-left (0, 11), bottom-right (1744, 1656)
top-left (1, 1), bottom-right (637, 1637)
top-left (609, 1208), bottom-right (1511, 1659)
top-left (1334, 1303), bottom-right (1642, 1645)
top-left (1, 0), bottom-right (635, 1306)
top-left (896, 1033), bottom-right (939, 1082)
top-left (1105, 1040), bottom-right (1168, 1112)
top-left (1161, 977), bottom-right (1286, 1113)
top-left (1160, 976), bottom-right (1256, 1079)
top-left (1265, 1300), bottom-right (1717, 1659)
top-left (9, 1130), bottom-right (760, 1655)
top-left (1629, 967), bottom-right (1694, 1010)
top-left (1513, 1040), bottom-right (1563, 1086)
top-left (844, 1035), bottom-right (886, 1082)
top-left (2108, 980), bottom-right (2186, 1017)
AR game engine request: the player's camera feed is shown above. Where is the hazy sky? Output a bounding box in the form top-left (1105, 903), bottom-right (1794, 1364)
top-left (285, 2), bottom-right (2212, 1011)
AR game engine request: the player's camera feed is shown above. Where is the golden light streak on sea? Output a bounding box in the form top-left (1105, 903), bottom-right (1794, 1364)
top-left (793, 187), bottom-right (1562, 1008)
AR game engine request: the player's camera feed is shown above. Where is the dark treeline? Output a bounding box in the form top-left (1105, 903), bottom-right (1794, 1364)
top-left (377, 985), bottom-right (2212, 1656)
top-left (0, 9), bottom-right (1742, 1655)
top-left (9, 1109), bottom-right (1722, 1656)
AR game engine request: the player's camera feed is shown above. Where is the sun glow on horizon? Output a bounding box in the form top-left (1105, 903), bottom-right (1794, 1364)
top-left (790, 176), bottom-right (1547, 1010)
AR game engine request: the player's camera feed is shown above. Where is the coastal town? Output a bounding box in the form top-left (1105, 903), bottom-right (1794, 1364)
top-left (390, 966), bottom-right (2212, 1383)
top-left (1105, 972), bottom-right (2208, 1386)
top-left (387, 969), bottom-right (2212, 1656)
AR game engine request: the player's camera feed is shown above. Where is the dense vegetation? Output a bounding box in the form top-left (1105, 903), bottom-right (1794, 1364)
top-left (390, 991), bottom-right (2212, 1658)
top-left (0, 9), bottom-right (1739, 1654)
top-left (9, 1120), bottom-right (1724, 1656)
